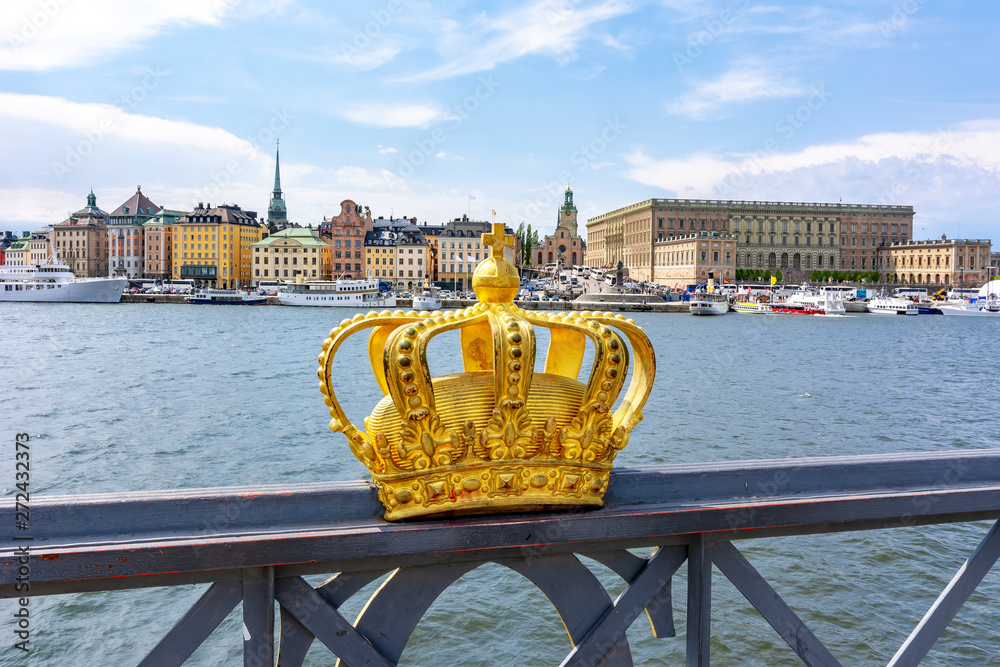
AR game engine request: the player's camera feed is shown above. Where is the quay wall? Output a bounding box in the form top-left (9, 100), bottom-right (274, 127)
top-left (118, 293), bottom-right (868, 313)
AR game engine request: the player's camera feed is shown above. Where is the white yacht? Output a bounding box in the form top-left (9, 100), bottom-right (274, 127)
top-left (689, 292), bottom-right (729, 315)
top-left (0, 260), bottom-right (126, 303)
top-left (867, 296), bottom-right (918, 315)
top-left (275, 278), bottom-right (396, 308)
top-left (412, 285), bottom-right (443, 311)
top-left (185, 289), bottom-right (267, 305)
top-left (937, 298), bottom-right (1000, 317)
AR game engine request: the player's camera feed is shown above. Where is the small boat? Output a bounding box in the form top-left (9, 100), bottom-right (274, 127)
top-left (689, 292), bottom-right (729, 315)
top-left (867, 296), bottom-right (918, 315)
top-left (275, 278), bottom-right (396, 308)
top-left (937, 298), bottom-right (1000, 317)
top-left (0, 258), bottom-right (126, 303)
top-left (732, 301), bottom-right (773, 314)
top-left (412, 284), bottom-right (443, 311)
top-left (186, 288), bottom-right (268, 305)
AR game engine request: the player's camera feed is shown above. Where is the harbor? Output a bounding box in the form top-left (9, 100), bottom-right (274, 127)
top-left (3, 298), bottom-right (999, 664)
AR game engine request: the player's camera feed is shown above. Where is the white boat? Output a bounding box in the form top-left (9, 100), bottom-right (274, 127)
top-left (412, 285), bottom-right (443, 311)
top-left (689, 292), bottom-right (729, 315)
top-left (0, 260), bottom-right (126, 303)
top-left (937, 298), bottom-right (1000, 317)
top-left (185, 288), bottom-right (268, 305)
top-left (275, 278), bottom-right (396, 308)
top-left (782, 290), bottom-right (847, 316)
top-left (732, 301), bottom-right (773, 314)
top-left (867, 296), bottom-right (918, 315)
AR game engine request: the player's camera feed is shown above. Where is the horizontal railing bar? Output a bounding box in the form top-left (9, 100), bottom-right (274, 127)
top-left (3, 450), bottom-right (1000, 598)
top-left (5, 449), bottom-right (997, 544)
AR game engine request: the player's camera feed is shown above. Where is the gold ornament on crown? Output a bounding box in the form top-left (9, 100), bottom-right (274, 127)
top-left (318, 223), bottom-right (655, 520)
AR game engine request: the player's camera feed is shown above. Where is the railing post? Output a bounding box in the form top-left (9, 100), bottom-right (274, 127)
top-left (243, 566), bottom-right (275, 667)
top-left (687, 534), bottom-right (711, 667)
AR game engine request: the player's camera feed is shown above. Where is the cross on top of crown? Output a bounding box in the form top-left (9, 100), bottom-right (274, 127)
top-left (482, 222), bottom-right (514, 258)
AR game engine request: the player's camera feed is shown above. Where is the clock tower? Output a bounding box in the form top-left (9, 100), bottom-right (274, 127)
top-left (558, 186), bottom-right (578, 236)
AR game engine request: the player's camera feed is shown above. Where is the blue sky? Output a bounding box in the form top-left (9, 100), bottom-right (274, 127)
top-left (1, 0), bottom-right (998, 246)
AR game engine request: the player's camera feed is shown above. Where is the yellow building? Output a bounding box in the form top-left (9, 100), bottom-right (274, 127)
top-left (172, 203), bottom-right (264, 288)
top-left (5, 234), bottom-right (31, 266)
top-left (364, 220), bottom-right (432, 288)
top-left (880, 236), bottom-right (992, 287)
top-left (29, 228), bottom-right (52, 265)
top-left (251, 227), bottom-right (331, 284)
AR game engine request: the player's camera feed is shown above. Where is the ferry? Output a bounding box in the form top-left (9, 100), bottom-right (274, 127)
top-left (937, 298), bottom-right (1000, 317)
top-left (867, 296), bottom-right (918, 315)
top-left (689, 293), bottom-right (729, 315)
top-left (0, 259), bottom-right (126, 303)
top-left (779, 290), bottom-right (847, 316)
top-left (275, 278), bottom-right (396, 308)
top-left (185, 288), bottom-right (268, 305)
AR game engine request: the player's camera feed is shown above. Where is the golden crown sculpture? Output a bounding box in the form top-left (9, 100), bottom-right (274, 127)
top-left (318, 223), bottom-right (655, 520)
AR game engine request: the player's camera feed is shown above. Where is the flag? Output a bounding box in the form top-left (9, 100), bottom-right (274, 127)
top-left (492, 209), bottom-right (496, 216)
top-left (469, 195), bottom-right (476, 200)
top-left (723, 276), bottom-right (731, 283)
top-left (770, 276), bottom-right (777, 285)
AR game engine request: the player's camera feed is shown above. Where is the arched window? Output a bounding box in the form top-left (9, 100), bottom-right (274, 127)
top-left (792, 253), bottom-right (800, 269)
top-left (768, 253), bottom-right (776, 267)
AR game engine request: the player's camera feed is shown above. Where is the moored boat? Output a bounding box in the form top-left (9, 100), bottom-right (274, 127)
top-left (185, 288), bottom-right (268, 305)
top-left (867, 296), bottom-right (918, 315)
top-left (937, 298), bottom-right (1000, 317)
top-left (689, 292), bottom-right (729, 315)
top-left (0, 259), bottom-right (126, 303)
top-left (732, 301), bottom-right (773, 314)
top-left (412, 284), bottom-right (443, 311)
top-left (275, 278), bottom-right (396, 308)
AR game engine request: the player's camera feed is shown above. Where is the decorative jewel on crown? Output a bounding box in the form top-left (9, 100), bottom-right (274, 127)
top-left (318, 223), bottom-right (655, 520)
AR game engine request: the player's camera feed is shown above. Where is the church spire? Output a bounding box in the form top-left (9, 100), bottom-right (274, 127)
top-left (267, 140), bottom-right (287, 226)
top-left (273, 139), bottom-right (282, 196)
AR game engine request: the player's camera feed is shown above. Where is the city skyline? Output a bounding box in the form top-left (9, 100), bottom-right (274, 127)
top-left (1, 1), bottom-right (998, 244)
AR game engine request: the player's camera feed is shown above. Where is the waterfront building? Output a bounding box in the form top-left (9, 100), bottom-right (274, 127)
top-left (0, 231), bottom-right (18, 265)
top-left (107, 186), bottom-right (158, 278)
top-left (251, 227), bottom-right (331, 284)
top-left (363, 217), bottom-right (433, 288)
top-left (392, 221), bottom-right (430, 290)
top-left (143, 208), bottom-right (185, 282)
top-left (364, 227), bottom-right (398, 282)
top-left (4, 233), bottom-right (30, 266)
top-left (323, 200), bottom-right (373, 277)
top-left (537, 187), bottom-right (586, 268)
top-left (29, 227), bottom-right (52, 265)
top-left (990, 251), bottom-right (1000, 277)
top-left (586, 198), bottom-right (914, 282)
top-left (433, 216), bottom-right (518, 291)
top-left (880, 236), bottom-right (993, 287)
top-left (172, 203), bottom-right (264, 288)
top-left (652, 232), bottom-right (737, 287)
top-left (51, 191), bottom-right (109, 277)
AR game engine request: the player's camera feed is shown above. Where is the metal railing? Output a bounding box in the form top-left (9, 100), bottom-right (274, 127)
top-left (3, 449), bottom-right (1000, 666)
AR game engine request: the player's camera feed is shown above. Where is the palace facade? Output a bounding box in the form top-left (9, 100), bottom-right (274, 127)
top-left (586, 198), bottom-right (915, 284)
top-left (881, 237), bottom-right (992, 287)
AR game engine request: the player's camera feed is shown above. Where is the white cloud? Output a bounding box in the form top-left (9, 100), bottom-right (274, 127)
top-left (667, 66), bottom-right (806, 119)
top-left (435, 151), bottom-right (447, 158)
top-left (329, 40), bottom-right (403, 70)
top-left (379, 146), bottom-right (399, 154)
top-left (337, 102), bottom-right (445, 128)
top-left (622, 120), bottom-right (1000, 233)
top-left (0, 0), bottom-right (249, 71)
top-left (401, 0), bottom-right (634, 82)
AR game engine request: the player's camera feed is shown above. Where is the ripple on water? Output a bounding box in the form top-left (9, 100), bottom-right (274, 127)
top-left (3, 305), bottom-right (1000, 663)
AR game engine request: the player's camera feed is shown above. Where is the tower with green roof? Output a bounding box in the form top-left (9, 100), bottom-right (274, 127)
top-left (558, 185), bottom-right (578, 236)
top-left (267, 140), bottom-right (287, 229)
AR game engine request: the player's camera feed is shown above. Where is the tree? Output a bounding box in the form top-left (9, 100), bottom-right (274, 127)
top-left (763, 269), bottom-right (772, 281)
top-left (832, 270), bottom-right (842, 282)
top-left (809, 270), bottom-right (820, 281)
top-left (870, 271), bottom-right (881, 283)
top-left (775, 269), bottom-right (783, 282)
